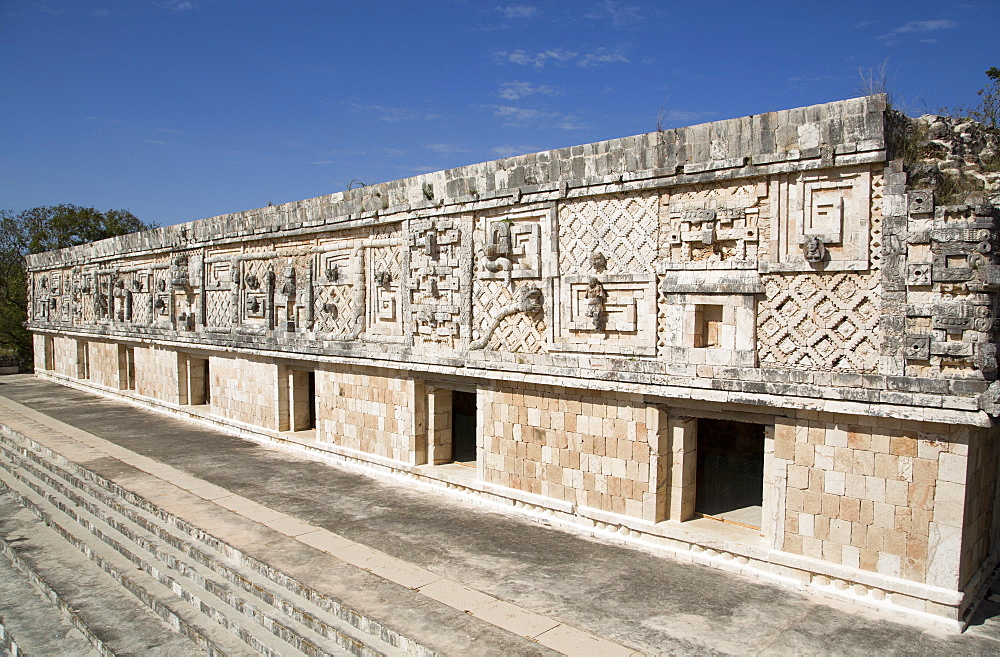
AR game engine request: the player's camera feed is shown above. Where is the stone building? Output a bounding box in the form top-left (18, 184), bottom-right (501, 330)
top-left (25, 95), bottom-right (1000, 628)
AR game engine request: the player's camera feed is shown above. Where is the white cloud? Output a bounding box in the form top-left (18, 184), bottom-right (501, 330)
top-left (555, 115), bottom-right (589, 130)
top-left (424, 143), bottom-right (470, 154)
top-left (84, 116), bottom-right (121, 124)
top-left (578, 48), bottom-right (629, 67)
top-left (584, 1), bottom-right (641, 27)
top-left (350, 103), bottom-right (441, 122)
top-left (93, 9), bottom-right (109, 16)
top-left (484, 105), bottom-right (586, 130)
top-left (496, 5), bottom-right (537, 18)
top-left (496, 47), bottom-right (627, 68)
top-left (159, 0), bottom-right (194, 10)
top-left (143, 139), bottom-right (169, 145)
top-left (492, 144), bottom-right (540, 157)
top-left (879, 19), bottom-right (957, 41)
top-left (496, 48), bottom-right (577, 67)
top-left (498, 81), bottom-right (558, 100)
top-left (488, 104), bottom-right (559, 126)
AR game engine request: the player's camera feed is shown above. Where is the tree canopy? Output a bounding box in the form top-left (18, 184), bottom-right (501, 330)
top-left (0, 205), bottom-right (155, 369)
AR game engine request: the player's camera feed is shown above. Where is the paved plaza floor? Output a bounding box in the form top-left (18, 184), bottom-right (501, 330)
top-left (4, 374), bottom-right (1000, 654)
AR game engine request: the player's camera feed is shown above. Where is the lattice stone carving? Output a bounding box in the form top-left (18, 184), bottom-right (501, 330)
top-left (757, 272), bottom-right (880, 372)
top-left (241, 259), bottom-right (272, 326)
top-left (472, 280), bottom-right (546, 354)
top-left (79, 270), bottom-right (96, 324)
top-left (313, 282), bottom-right (353, 334)
top-left (559, 191), bottom-right (658, 275)
top-left (869, 172), bottom-right (885, 270)
top-left (206, 290), bottom-right (233, 327)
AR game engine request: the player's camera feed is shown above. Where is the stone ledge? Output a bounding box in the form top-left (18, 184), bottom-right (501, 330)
top-left (24, 372), bottom-right (974, 629)
top-left (29, 328), bottom-right (996, 426)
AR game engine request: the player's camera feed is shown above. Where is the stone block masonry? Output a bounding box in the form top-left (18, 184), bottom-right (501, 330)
top-left (25, 94), bottom-right (1000, 628)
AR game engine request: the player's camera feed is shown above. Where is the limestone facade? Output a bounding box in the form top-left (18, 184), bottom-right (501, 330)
top-left (25, 95), bottom-right (1000, 628)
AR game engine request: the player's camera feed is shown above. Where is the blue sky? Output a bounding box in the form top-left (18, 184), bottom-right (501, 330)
top-left (1, 1), bottom-right (997, 227)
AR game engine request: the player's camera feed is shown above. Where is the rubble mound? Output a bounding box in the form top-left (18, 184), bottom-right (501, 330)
top-left (900, 112), bottom-right (1000, 205)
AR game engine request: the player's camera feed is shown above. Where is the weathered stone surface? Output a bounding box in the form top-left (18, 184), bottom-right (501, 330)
top-left (22, 95), bottom-right (1000, 627)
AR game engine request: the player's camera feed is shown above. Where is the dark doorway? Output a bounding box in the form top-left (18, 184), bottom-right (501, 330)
top-left (306, 370), bottom-right (316, 430)
top-left (203, 360), bottom-right (212, 405)
top-left (451, 390), bottom-right (477, 464)
top-left (696, 418), bottom-right (765, 528)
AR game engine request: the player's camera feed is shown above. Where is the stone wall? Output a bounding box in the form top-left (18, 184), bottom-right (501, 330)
top-left (482, 383), bottom-right (651, 517)
top-left (774, 417), bottom-right (970, 588)
top-left (316, 367), bottom-right (415, 464)
top-left (207, 355), bottom-right (276, 429)
top-left (24, 95), bottom-right (1000, 626)
top-left (135, 344), bottom-right (181, 403)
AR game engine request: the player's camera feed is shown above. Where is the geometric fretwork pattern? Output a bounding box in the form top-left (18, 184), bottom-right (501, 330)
top-left (365, 244), bottom-right (403, 336)
top-left (558, 191), bottom-right (658, 275)
top-left (757, 272), bottom-right (881, 373)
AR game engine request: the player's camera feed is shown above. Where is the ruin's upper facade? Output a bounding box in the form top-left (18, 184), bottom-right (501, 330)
top-left (24, 95), bottom-right (1000, 627)
top-left (24, 95), bottom-right (1000, 425)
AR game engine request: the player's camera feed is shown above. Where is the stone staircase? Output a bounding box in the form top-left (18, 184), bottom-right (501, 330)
top-left (0, 426), bottom-right (429, 657)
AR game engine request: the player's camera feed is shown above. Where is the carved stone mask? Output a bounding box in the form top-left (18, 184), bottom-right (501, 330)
top-left (804, 236), bottom-right (827, 263)
top-left (520, 287), bottom-right (543, 314)
top-left (590, 251), bottom-right (607, 271)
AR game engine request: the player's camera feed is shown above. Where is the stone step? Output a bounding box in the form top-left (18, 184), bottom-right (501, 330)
top-left (0, 428), bottom-right (418, 657)
top-left (0, 493), bottom-right (208, 656)
top-left (0, 441), bottom-right (350, 657)
top-left (0, 442), bottom-right (327, 657)
top-left (0, 507), bottom-right (105, 657)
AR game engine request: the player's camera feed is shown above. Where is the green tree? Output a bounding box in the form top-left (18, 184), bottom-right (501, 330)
top-left (0, 205), bottom-right (155, 369)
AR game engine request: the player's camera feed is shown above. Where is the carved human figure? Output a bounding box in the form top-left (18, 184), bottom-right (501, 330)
top-left (281, 267), bottom-right (296, 296)
top-left (584, 277), bottom-right (606, 329)
top-left (170, 255), bottom-right (189, 290)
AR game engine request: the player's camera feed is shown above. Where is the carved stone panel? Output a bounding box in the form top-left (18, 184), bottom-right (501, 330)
top-left (312, 249), bottom-right (353, 335)
top-left (559, 192), bottom-right (658, 275)
top-left (553, 274), bottom-right (656, 355)
top-left (409, 217), bottom-right (471, 348)
top-left (659, 180), bottom-right (766, 268)
top-left (757, 272), bottom-right (880, 372)
top-left (240, 259), bottom-right (273, 328)
top-left (365, 244), bottom-right (404, 338)
top-left (766, 167), bottom-right (872, 272)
